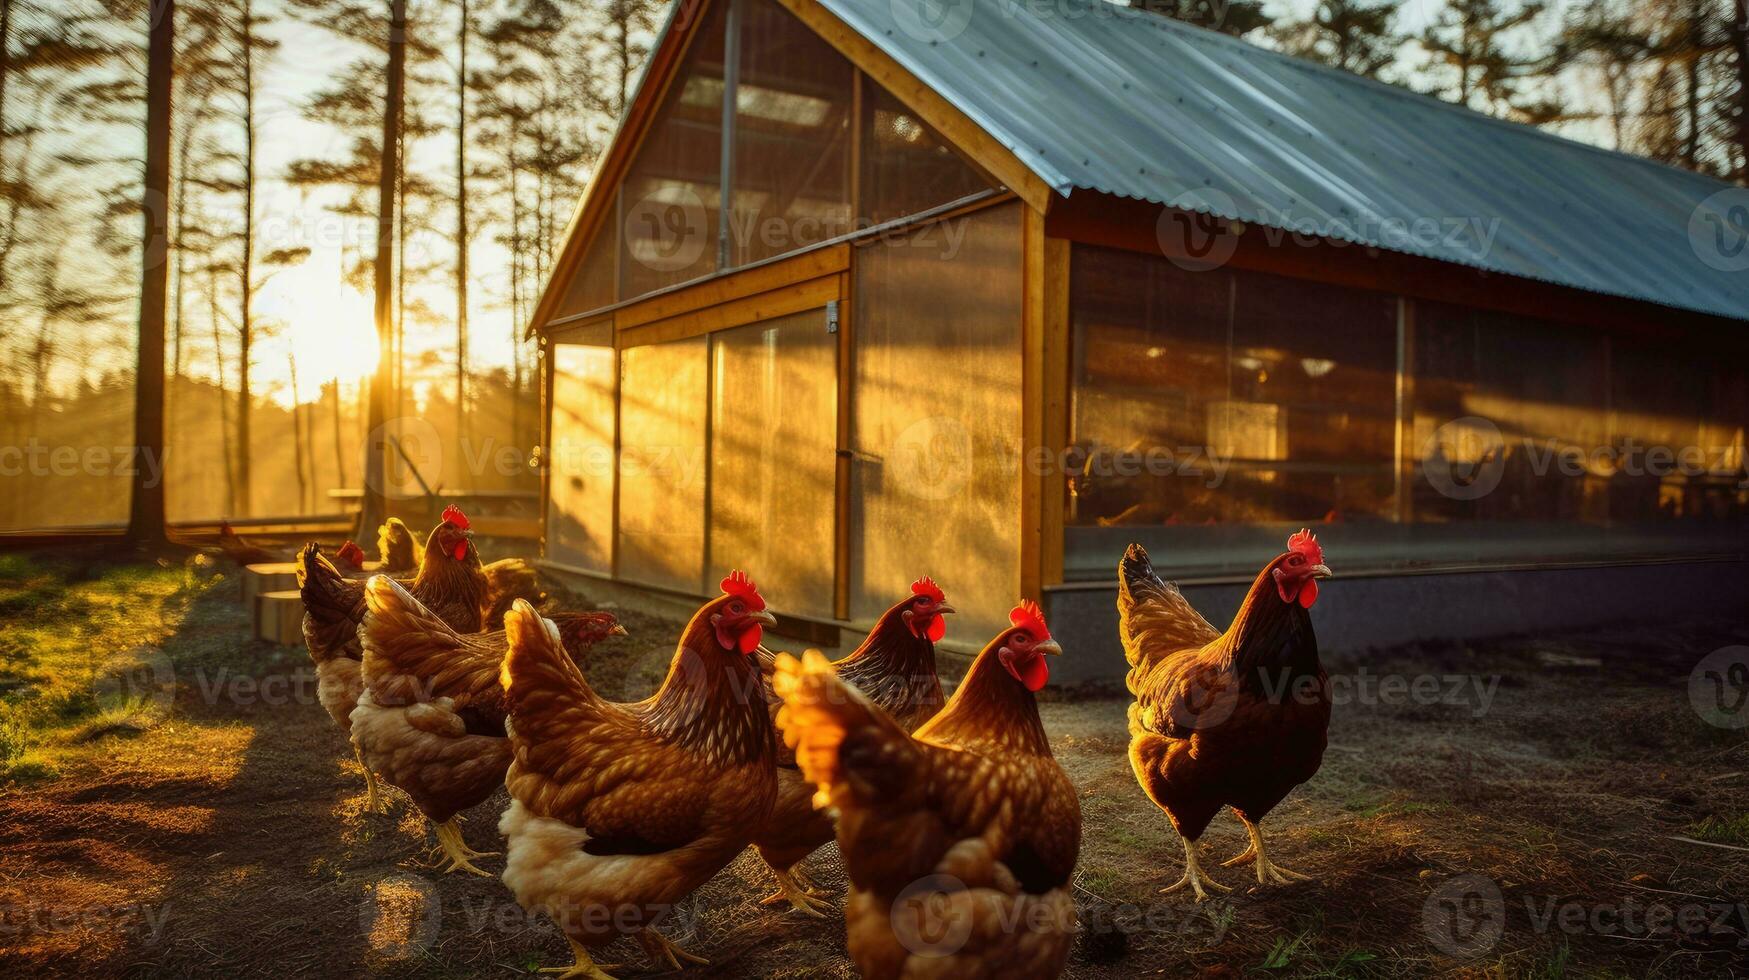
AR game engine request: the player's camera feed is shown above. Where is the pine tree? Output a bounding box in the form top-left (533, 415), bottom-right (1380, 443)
top-left (1129, 0), bottom-right (1270, 37)
top-left (1418, 0), bottom-right (1555, 121)
top-left (1273, 0), bottom-right (1399, 78)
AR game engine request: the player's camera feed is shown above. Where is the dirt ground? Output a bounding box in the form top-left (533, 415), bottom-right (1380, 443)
top-left (1, 546), bottom-right (1746, 978)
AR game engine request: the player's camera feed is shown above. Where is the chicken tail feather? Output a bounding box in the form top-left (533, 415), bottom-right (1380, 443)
top-left (501, 599), bottom-right (602, 737)
top-left (1117, 543), bottom-right (1219, 683)
top-left (772, 651), bottom-right (914, 811)
top-left (298, 543), bottom-right (365, 660)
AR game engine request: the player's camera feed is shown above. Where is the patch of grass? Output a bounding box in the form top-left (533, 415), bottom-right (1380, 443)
top-left (1519, 942), bottom-right (1573, 980)
top-left (1686, 812), bottom-right (1749, 847)
top-left (0, 549), bottom-right (236, 785)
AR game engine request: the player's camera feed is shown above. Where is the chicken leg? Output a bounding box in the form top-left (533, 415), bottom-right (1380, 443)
top-left (354, 745), bottom-right (386, 813)
top-left (1221, 818), bottom-right (1310, 886)
top-left (432, 818), bottom-right (495, 876)
top-left (638, 930), bottom-right (708, 970)
top-left (539, 936), bottom-right (619, 980)
top-left (1158, 834), bottom-right (1231, 903)
top-left (759, 866), bottom-right (833, 917)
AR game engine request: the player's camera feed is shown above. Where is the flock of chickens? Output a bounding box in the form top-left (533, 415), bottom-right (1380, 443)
top-left (291, 505), bottom-right (1335, 979)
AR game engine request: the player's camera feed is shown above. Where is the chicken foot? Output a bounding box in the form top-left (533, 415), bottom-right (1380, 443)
top-left (759, 866), bottom-right (833, 917)
top-left (638, 930), bottom-right (709, 970)
top-left (432, 818), bottom-right (496, 876)
top-left (539, 936), bottom-right (620, 980)
top-left (354, 745), bottom-right (386, 814)
top-left (1158, 835), bottom-right (1231, 903)
top-left (1221, 819), bottom-right (1310, 886)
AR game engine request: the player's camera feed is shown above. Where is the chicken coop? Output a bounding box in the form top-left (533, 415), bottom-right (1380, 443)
top-left (529, 0), bottom-right (1749, 674)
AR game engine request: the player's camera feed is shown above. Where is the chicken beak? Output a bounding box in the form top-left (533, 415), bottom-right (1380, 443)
top-left (1035, 638), bottom-right (1063, 657)
top-left (936, 603), bottom-right (956, 616)
top-left (609, 624), bottom-right (628, 636)
top-left (750, 610), bottom-right (778, 628)
top-left (1311, 564), bottom-right (1333, 580)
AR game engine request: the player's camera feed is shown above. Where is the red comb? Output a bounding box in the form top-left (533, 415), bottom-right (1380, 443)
top-left (441, 505), bottom-right (470, 531)
top-left (720, 570), bottom-right (766, 611)
top-left (1287, 528), bottom-right (1323, 565)
top-left (336, 540), bottom-right (365, 569)
top-left (1008, 600), bottom-right (1050, 640)
top-left (911, 576), bottom-right (945, 604)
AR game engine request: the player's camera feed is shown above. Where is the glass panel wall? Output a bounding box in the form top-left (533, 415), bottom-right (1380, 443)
top-left (708, 310), bottom-right (838, 617)
top-left (1066, 243), bottom-right (1749, 578)
top-left (544, 0), bottom-right (995, 320)
top-left (852, 201), bottom-right (1023, 637)
top-left (556, 220), bottom-right (618, 320)
top-left (548, 344), bottom-right (616, 572)
top-left (617, 0), bottom-right (728, 301)
top-left (860, 82), bottom-right (992, 227)
top-left (729, 0), bottom-right (853, 266)
top-left (618, 336), bottom-right (709, 591)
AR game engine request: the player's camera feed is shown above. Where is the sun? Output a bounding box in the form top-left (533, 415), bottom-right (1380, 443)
top-left (251, 250), bottom-right (380, 407)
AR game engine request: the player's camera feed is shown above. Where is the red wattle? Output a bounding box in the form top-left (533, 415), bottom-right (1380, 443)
top-left (925, 616), bottom-right (946, 643)
top-left (1000, 649), bottom-right (1049, 692)
top-left (452, 541), bottom-right (467, 562)
top-left (1299, 578), bottom-right (1319, 609)
top-left (739, 625), bottom-right (763, 654)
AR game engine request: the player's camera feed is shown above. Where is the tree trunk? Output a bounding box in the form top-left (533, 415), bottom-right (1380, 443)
top-left (127, 0), bottom-right (173, 547)
top-left (210, 274), bottom-right (235, 515)
top-left (455, 0), bottom-right (469, 454)
top-left (330, 379), bottom-right (346, 487)
top-left (288, 352), bottom-right (307, 513)
top-left (362, 0), bottom-right (407, 534)
top-left (236, 0), bottom-right (256, 516)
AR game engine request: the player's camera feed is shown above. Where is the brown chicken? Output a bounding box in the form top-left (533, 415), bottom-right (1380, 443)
top-left (1118, 530), bottom-right (1332, 901)
top-left (297, 508), bottom-right (489, 809)
top-left (751, 577), bottom-right (952, 915)
top-left (376, 517), bottom-right (421, 574)
top-left (351, 575), bottom-right (623, 874)
top-left (481, 557), bottom-right (549, 630)
top-left (497, 572), bottom-right (779, 979)
top-left (773, 602), bottom-right (1082, 980)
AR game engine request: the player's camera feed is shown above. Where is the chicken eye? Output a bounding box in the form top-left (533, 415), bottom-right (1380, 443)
top-left (730, 602), bottom-right (745, 615)
top-left (1288, 554), bottom-right (1304, 565)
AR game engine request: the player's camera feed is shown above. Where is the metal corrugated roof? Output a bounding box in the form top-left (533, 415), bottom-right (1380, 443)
top-left (819, 0), bottom-right (1749, 322)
